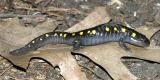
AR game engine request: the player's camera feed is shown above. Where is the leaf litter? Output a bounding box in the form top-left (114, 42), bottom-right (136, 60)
top-left (0, 3), bottom-right (160, 80)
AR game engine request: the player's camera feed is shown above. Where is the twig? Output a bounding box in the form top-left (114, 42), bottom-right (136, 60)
top-left (0, 13), bottom-right (46, 18)
top-left (0, 65), bottom-right (13, 76)
top-left (15, 6), bottom-right (86, 15)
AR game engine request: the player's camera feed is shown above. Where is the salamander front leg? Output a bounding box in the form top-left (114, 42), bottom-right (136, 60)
top-left (119, 38), bottom-right (131, 52)
top-left (72, 40), bottom-right (81, 50)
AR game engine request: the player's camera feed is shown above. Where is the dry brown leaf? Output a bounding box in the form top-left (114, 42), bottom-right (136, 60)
top-left (71, 43), bottom-right (160, 80)
top-left (2, 6), bottom-right (158, 80)
top-left (64, 6), bottom-right (138, 80)
top-left (0, 6), bottom-right (111, 80)
top-left (0, 6), bottom-right (110, 69)
top-left (65, 7), bottom-right (160, 80)
top-left (0, 17), bottom-right (56, 47)
top-left (1, 45), bottom-right (87, 80)
top-left (0, 17), bottom-right (57, 59)
top-left (72, 43), bottom-right (138, 80)
top-left (69, 22), bottom-right (160, 80)
top-left (65, 6), bottom-right (111, 32)
top-left (0, 17), bottom-right (88, 79)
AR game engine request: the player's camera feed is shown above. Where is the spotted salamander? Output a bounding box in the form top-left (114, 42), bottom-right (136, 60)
top-left (10, 23), bottom-right (150, 56)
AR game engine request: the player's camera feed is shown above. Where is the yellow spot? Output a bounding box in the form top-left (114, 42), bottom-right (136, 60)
top-left (40, 38), bottom-right (42, 41)
top-left (92, 30), bottom-right (96, 34)
top-left (64, 34), bottom-right (67, 37)
top-left (105, 27), bottom-right (110, 32)
top-left (54, 33), bottom-right (58, 36)
top-left (45, 34), bottom-right (49, 37)
top-left (121, 28), bottom-right (126, 32)
top-left (75, 40), bottom-right (78, 42)
top-left (87, 30), bottom-right (90, 33)
top-left (60, 33), bottom-right (62, 36)
top-left (32, 40), bottom-right (35, 43)
top-left (72, 33), bottom-right (75, 36)
top-left (79, 32), bottom-right (83, 35)
top-left (131, 32), bottom-right (136, 37)
top-left (114, 27), bottom-right (118, 31)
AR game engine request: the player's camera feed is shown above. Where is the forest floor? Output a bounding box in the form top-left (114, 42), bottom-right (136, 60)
top-left (0, 0), bottom-right (160, 80)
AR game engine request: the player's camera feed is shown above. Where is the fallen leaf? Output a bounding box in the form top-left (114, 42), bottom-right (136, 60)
top-left (65, 6), bottom-right (111, 32)
top-left (72, 43), bottom-right (138, 80)
top-left (0, 16), bottom-right (87, 80)
top-left (69, 23), bottom-right (160, 80)
top-left (2, 6), bottom-right (158, 80)
top-left (65, 7), bottom-right (160, 80)
top-left (0, 17), bottom-right (56, 47)
top-left (1, 45), bottom-right (87, 80)
top-left (0, 6), bottom-right (110, 69)
top-left (0, 6), bottom-right (111, 80)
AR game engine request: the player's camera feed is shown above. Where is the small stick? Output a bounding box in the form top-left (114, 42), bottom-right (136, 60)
top-left (0, 65), bottom-right (13, 76)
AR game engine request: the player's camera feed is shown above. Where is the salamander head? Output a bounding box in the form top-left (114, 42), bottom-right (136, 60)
top-left (127, 32), bottom-right (150, 47)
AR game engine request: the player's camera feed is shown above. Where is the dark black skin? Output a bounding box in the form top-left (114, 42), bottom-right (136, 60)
top-left (10, 23), bottom-right (150, 56)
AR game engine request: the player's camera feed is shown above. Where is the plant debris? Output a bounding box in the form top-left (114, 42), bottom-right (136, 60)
top-left (0, 0), bottom-right (160, 80)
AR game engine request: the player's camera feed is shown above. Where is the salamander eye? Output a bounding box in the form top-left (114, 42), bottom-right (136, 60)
top-left (140, 38), bottom-right (146, 42)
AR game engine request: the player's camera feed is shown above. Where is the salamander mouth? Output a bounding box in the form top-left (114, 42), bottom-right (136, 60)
top-left (138, 39), bottom-right (150, 47)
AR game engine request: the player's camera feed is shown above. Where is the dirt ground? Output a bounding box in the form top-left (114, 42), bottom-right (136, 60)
top-left (0, 0), bottom-right (160, 80)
